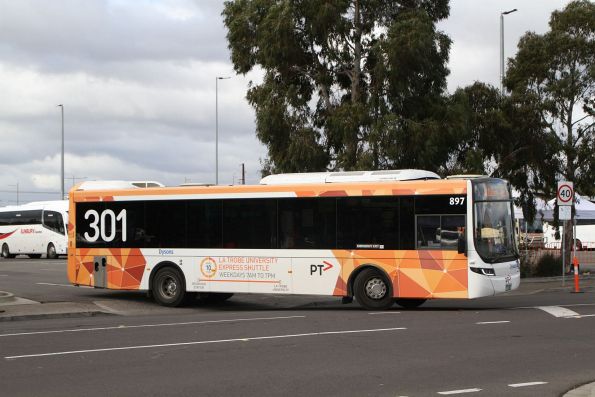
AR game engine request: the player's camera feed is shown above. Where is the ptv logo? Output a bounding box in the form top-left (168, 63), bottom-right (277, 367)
top-left (310, 261), bottom-right (334, 276)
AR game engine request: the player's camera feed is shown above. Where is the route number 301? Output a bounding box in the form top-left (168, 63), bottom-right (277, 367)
top-left (84, 209), bottom-right (127, 242)
top-left (449, 197), bottom-right (465, 206)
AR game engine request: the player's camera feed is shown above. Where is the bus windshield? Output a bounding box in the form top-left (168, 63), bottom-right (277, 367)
top-left (473, 180), bottom-right (518, 262)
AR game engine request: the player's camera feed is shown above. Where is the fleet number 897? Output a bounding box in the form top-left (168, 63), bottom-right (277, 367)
top-left (449, 197), bottom-right (465, 205)
top-left (84, 209), bottom-right (127, 242)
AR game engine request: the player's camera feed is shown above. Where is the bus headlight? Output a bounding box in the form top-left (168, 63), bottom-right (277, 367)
top-left (470, 267), bottom-right (496, 276)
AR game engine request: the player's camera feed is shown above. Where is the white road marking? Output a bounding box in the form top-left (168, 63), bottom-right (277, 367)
top-left (476, 321), bottom-right (510, 325)
top-left (35, 282), bottom-right (91, 288)
top-left (0, 315), bottom-right (306, 337)
top-left (5, 327), bottom-right (406, 359)
top-left (508, 381), bottom-right (547, 388)
top-left (368, 312), bottom-right (401, 315)
top-left (0, 274), bottom-right (8, 277)
top-left (514, 303), bottom-right (595, 310)
top-left (537, 306), bottom-right (580, 318)
top-left (437, 388), bottom-right (481, 395)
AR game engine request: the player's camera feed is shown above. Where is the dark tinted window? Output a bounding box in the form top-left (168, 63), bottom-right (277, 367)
top-left (222, 199), bottom-right (277, 249)
top-left (278, 198), bottom-right (336, 249)
top-left (0, 210), bottom-right (42, 226)
top-left (145, 201), bottom-right (187, 248)
top-left (187, 200), bottom-right (222, 248)
top-left (337, 197), bottom-right (399, 250)
top-left (399, 197), bottom-right (415, 249)
top-left (43, 211), bottom-right (65, 234)
top-left (416, 214), bottom-right (465, 250)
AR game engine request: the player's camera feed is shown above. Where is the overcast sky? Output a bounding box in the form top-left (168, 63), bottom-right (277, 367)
top-left (0, 0), bottom-right (571, 205)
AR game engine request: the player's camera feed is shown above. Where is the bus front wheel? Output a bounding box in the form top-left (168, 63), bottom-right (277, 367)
top-left (354, 268), bottom-right (394, 310)
top-left (47, 243), bottom-right (58, 259)
top-left (152, 267), bottom-right (187, 307)
top-left (1, 244), bottom-right (15, 259)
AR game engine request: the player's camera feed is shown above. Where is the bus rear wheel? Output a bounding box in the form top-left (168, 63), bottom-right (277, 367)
top-left (47, 243), bottom-right (57, 259)
top-left (394, 298), bottom-right (426, 309)
top-left (152, 267), bottom-right (187, 307)
top-left (1, 244), bottom-right (15, 259)
top-left (354, 268), bottom-right (394, 310)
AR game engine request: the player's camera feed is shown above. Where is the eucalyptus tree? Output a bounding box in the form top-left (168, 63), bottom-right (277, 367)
top-left (223, 0), bottom-right (453, 174)
top-left (505, 0), bottom-right (594, 266)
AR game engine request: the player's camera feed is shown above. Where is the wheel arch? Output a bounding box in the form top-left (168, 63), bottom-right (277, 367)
top-left (347, 264), bottom-right (394, 297)
top-left (148, 261), bottom-right (187, 292)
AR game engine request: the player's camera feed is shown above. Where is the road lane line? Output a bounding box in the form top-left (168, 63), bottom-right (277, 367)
top-left (4, 327), bottom-right (406, 359)
top-left (35, 282), bottom-right (79, 288)
top-left (508, 381), bottom-right (547, 388)
top-left (368, 312), bottom-right (401, 315)
top-left (0, 274), bottom-right (8, 277)
top-left (536, 306), bottom-right (580, 318)
top-left (0, 315), bottom-right (307, 337)
top-left (437, 388), bottom-right (481, 395)
top-left (513, 303), bottom-right (595, 310)
top-left (476, 321), bottom-right (510, 325)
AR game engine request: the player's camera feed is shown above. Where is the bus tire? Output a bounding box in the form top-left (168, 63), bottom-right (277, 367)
top-left (47, 243), bottom-right (58, 259)
top-left (28, 254), bottom-right (42, 259)
top-left (394, 298), bottom-right (426, 309)
top-left (152, 267), bottom-right (187, 307)
top-left (1, 244), bottom-right (15, 259)
top-left (354, 268), bottom-right (394, 310)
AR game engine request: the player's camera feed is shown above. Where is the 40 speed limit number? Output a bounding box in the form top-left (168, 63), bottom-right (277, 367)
top-left (83, 209), bottom-right (127, 242)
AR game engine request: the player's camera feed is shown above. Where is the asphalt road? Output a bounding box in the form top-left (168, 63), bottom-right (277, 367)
top-left (1, 257), bottom-right (595, 396)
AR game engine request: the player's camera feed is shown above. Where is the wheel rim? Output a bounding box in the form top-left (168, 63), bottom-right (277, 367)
top-left (365, 277), bottom-right (387, 300)
top-left (49, 245), bottom-right (55, 256)
top-left (160, 276), bottom-right (177, 298)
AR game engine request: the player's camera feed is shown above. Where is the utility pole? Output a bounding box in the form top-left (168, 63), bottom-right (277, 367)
top-left (215, 76), bottom-right (231, 185)
top-left (58, 104), bottom-right (65, 199)
top-left (240, 163), bottom-right (246, 185)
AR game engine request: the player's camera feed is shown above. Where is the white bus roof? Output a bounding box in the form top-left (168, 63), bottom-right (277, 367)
top-left (0, 200), bottom-right (68, 212)
top-left (445, 174), bottom-right (488, 180)
top-left (260, 169), bottom-right (440, 185)
top-left (76, 180), bottom-right (164, 191)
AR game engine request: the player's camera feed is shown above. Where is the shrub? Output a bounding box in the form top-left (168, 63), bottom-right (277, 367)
top-left (533, 253), bottom-right (563, 277)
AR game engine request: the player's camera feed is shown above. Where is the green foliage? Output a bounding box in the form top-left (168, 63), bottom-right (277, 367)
top-left (532, 253), bottom-right (563, 277)
top-left (504, 0), bottom-right (595, 198)
top-left (223, 0), bottom-right (453, 174)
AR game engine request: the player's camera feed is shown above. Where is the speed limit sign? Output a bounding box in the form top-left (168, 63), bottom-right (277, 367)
top-left (557, 181), bottom-right (574, 206)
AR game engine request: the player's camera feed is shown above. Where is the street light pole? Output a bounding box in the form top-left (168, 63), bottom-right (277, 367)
top-left (215, 77), bottom-right (230, 185)
top-left (57, 104), bottom-right (64, 198)
top-left (500, 9), bottom-right (518, 94)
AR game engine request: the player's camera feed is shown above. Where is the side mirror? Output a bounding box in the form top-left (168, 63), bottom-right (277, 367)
top-left (457, 233), bottom-right (467, 255)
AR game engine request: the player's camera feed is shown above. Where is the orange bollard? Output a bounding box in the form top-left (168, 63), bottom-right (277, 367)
top-left (573, 256), bottom-right (580, 293)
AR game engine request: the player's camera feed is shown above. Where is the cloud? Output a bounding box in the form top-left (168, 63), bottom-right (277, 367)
top-left (0, 0), bottom-right (575, 206)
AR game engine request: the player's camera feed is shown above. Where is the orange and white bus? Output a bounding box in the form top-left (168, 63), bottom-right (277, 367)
top-left (67, 170), bottom-right (520, 309)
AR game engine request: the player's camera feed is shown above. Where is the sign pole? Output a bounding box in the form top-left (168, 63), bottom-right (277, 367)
top-left (557, 181), bottom-right (574, 286)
